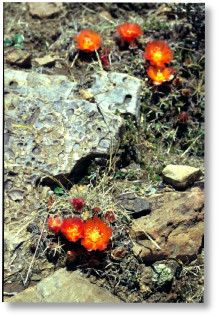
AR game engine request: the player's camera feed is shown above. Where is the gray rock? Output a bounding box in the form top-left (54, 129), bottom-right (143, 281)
top-left (117, 193), bottom-right (151, 218)
top-left (4, 70), bottom-right (124, 185)
top-left (162, 164), bottom-right (202, 189)
top-left (5, 269), bottom-right (122, 302)
top-left (87, 71), bottom-right (142, 122)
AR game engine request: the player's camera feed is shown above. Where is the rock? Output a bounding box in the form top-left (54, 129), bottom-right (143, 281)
top-left (117, 193), bottom-right (151, 218)
top-left (80, 89), bottom-right (95, 102)
top-left (99, 10), bottom-right (113, 22)
top-left (28, 2), bottom-right (63, 19)
top-left (31, 274), bottom-right (42, 281)
top-left (162, 165), bottom-right (203, 189)
top-left (33, 56), bottom-right (55, 67)
top-left (140, 265), bottom-right (153, 285)
top-left (151, 260), bottom-right (178, 287)
top-left (87, 71), bottom-right (142, 122)
top-left (191, 180), bottom-right (204, 191)
top-left (4, 69), bottom-right (124, 184)
top-left (4, 69), bottom-right (124, 279)
top-left (4, 230), bottom-right (33, 279)
top-left (6, 50), bottom-right (31, 67)
top-left (149, 187), bottom-right (157, 195)
top-left (130, 190), bottom-right (204, 261)
top-left (120, 168), bottom-right (128, 173)
top-left (132, 245), bottom-right (143, 257)
top-left (127, 293), bottom-right (141, 303)
top-left (5, 269), bottom-right (122, 302)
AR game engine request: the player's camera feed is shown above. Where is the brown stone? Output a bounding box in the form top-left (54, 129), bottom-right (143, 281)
top-left (34, 56), bottom-right (55, 67)
top-left (99, 10), bottom-right (113, 22)
top-left (5, 269), bottom-right (122, 302)
top-left (130, 191), bottom-right (204, 262)
top-left (80, 89), bottom-right (95, 102)
top-left (162, 165), bottom-right (203, 189)
top-left (28, 2), bottom-right (63, 19)
top-left (6, 50), bottom-right (31, 67)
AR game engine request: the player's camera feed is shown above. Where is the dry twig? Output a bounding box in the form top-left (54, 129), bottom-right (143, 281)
top-left (23, 217), bottom-right (47, 286)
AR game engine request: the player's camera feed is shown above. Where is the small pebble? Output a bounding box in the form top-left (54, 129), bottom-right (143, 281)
top-left (150, 188), bottom-right (156, 194)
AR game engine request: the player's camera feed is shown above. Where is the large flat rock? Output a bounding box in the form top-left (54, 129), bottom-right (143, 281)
top-left (5, 268), bottom-right (122, 302)
top-left (4, 69), bottom-right (124, 181)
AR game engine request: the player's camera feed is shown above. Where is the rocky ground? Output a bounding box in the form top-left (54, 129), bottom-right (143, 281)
top-left (4, 3), bottom-right (205, 303)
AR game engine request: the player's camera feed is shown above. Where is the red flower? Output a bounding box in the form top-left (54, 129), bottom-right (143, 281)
top-left (73, 29), bottom-right (102, 52)
top-left (47, 215), bottom-right (63, 234)
top-left (104, 210), bottom-right (116, 223)
top-left (116, 23), bottom-right (143, 43)
top-left (92, 207), bottom-right (101, 214)
top-left (147, 66), bottom-right (174, 85)
top-left (81, 215), bottom-right (113, 251)
top-left (143, 40), bottom-right (174, 66)
top-left (61, 217), bottom-right (84, 242)
top-left (71, 197), bottom-right (84, 212)
top-left (178, 113), bottom-right (189, 123)
top-left (101, 55), bottom-right (110, 67)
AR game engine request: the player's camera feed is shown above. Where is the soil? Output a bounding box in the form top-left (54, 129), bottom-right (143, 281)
top-left (4, 2), bottom-right (205, 303)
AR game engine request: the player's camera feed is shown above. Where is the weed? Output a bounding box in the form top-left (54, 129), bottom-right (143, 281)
top-left (54, 187), bottom-right (64, 195)
top-left (134, 185), bottom-right (141, 191)
top-left (142, 18), bottom-right (170, 32)
top-left (4, 33), bottom-right (25, 49)
top-left (114, 172), bottom-right (126, 179)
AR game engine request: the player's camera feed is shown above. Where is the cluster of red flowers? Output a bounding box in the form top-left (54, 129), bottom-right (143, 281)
top-left (73, 23), bottom-right (174, 86)
top-left (73, 24), bottom-right (187, 120)
top-left (143, 41), bottom-right (174, 85)
top-left (47, 214), bottom-right (113, 251)
top-left (47, 197), bottom-right (114, 251)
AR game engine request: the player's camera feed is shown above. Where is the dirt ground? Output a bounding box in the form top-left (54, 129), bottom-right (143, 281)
top-left (4, 2), bottom-right (205, 303)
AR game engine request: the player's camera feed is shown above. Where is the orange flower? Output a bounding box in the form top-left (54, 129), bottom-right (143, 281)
top-left (47, 215), bottom-right (63, 234)
top-left (143, 40), bottom-right (174, 66)
top-left (61, 217), bottom-right (84, 242)
top-left (147, 66), bottom-right (174, 85)
top-left (81, 215), bottom-right (113, 251)
top-left (73, 29), bottom-right (102, 52)
top-left (116, 23), bottom-right (143, 43)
